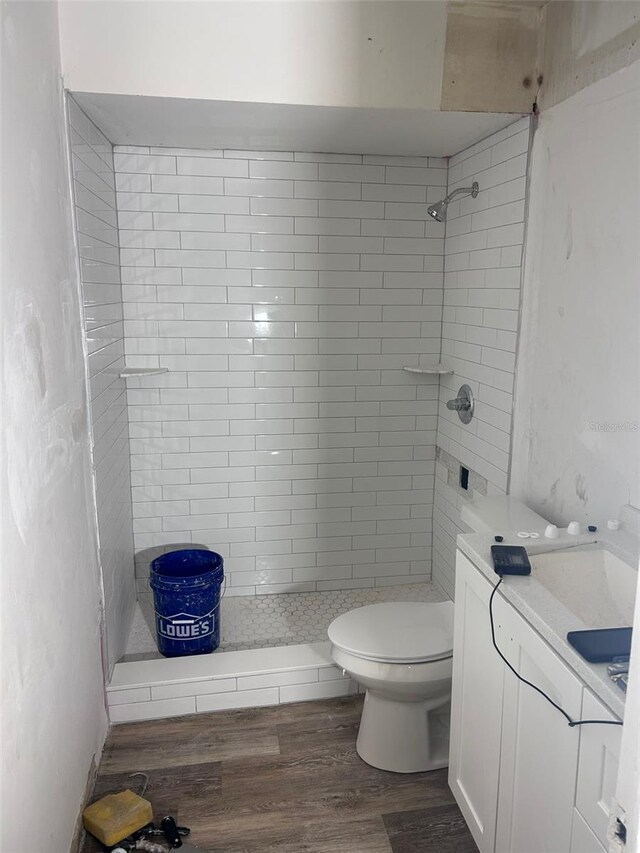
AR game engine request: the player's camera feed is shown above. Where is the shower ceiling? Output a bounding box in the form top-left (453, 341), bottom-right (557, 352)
top-left (72, 91), bottom-right (523, 157)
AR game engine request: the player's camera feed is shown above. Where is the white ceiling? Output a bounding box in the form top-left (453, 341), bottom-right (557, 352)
top-left (73, 92), bottom-right (523, 158)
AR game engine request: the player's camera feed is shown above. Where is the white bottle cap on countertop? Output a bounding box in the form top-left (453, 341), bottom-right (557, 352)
top-left (567, 521), bottom-right (581, 535)
top-left (607, 519), bottom-right (621, 530)
top-left (517, 531), bottom-right (530, 538)
top-left (544, 524), bottom-right (559, 539)
top-left (530, 532), bottom-right (540, 539)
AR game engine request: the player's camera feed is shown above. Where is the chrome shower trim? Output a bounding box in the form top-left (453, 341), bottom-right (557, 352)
top-left (427, 181), bottom-right (480, 222)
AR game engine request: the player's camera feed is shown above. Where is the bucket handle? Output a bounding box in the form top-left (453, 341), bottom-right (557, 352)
top-left (153, 575), bottom-right (226, 621)
top-left (153, 605), bottom-right (218, 621)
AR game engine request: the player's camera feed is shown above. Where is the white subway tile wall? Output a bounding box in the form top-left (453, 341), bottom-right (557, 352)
top-left (433, 117), bottom-right (531, 597)
top-left (114, 147), bottom-right (448, 595)
top-left (68, 98), bottom-right (136, 670)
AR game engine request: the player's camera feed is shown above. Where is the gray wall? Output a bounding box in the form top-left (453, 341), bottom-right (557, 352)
top-left (1, 3), bottom-right (107, 849)
top-left (511, 62), bottom-right (640, 523)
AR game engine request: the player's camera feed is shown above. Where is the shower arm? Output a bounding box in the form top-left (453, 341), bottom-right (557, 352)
top-left (443, 182), bottom-right (479, 204)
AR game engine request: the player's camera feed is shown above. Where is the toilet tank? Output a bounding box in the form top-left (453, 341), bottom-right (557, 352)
top-left (461, 495), bottom-right (549, 534)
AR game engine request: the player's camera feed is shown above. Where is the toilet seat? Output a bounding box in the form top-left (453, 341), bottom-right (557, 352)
top-left (328, 601), bottom-right (454, 664)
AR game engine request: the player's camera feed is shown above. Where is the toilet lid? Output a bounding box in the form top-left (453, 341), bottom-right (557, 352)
top-left (328, 601), bottom-right (455, 664)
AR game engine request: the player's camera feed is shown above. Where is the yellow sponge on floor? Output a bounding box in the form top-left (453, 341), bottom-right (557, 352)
top-left (83, 789), bottom-right (153, 846)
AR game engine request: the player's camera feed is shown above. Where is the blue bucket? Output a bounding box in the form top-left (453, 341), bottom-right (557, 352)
top-left (150, 549), bottom-right (224, 658)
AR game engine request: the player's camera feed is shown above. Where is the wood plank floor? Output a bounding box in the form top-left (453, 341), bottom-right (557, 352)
top-left (81, 697), bottom-right (478, 852)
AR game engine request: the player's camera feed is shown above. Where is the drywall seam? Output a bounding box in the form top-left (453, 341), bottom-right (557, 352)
top-left (506, 113), bottom-right (537, 494)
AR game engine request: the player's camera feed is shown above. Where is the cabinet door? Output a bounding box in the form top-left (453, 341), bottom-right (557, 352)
top-left (570, 809), bottom-right (607, 853)
top-left (494, 595), bottom-right (583, 853)
top-left (575, 690), bottom-right (622, 848)
top-left (449, 551), bottom-right (506, 853)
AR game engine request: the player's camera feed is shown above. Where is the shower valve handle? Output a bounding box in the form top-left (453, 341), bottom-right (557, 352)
top-left (445, 384), bottom-right (474, 424)
top-left (447, 397), bottom-right (471, 411)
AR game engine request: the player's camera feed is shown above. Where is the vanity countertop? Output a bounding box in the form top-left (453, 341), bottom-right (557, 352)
top-left (457, 525), bottom-right (639, 721)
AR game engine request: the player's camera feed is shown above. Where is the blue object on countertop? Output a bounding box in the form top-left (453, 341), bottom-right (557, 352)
top-left (567, 627), bottom-right (632, 663)
top-left (150, 549), bottom-right (224, 657)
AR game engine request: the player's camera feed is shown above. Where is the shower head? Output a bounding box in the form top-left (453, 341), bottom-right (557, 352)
top-left (427, 181), bottom-right (480, 223)
top-left (426, 199), bottom-right (448, 223)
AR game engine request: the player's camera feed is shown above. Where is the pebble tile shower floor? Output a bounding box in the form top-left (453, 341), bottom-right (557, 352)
top-left (123, 582), bottom-right (443, 660)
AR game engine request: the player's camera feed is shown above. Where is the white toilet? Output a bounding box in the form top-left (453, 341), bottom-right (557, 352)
top-left (328, 495), bottom-right (549, 774)
top-left (329, 600), bottom-right (454, 773)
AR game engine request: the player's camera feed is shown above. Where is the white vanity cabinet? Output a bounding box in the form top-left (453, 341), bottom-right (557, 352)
top-left (570, 809), bottom-right (606, 853)
top-left (573, 690), bottom-right (622, 851)
top-left (493, 591), bottom-right (583, 853)
top-left (449, 551), bottom-right (506, 853)
top-left (450, 549), bottom-right (623, 853)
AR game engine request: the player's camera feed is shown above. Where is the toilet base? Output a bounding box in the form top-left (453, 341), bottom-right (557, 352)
top-left (356, 690), bottom-right (451, 773)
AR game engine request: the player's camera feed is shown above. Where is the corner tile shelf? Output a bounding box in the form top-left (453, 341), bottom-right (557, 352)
top-left (119, 368), bottom-right (169, 378)
top-left (402, 364), bottom-right (454, 376)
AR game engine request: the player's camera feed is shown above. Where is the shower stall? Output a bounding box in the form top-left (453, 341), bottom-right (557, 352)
top-left (67, 93), bottom-right (531, 721)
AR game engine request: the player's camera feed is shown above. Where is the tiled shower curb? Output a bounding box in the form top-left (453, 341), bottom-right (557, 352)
top-left (107, 641), bottom-right (359, 722)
